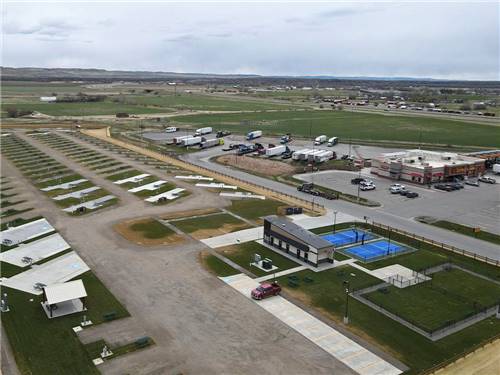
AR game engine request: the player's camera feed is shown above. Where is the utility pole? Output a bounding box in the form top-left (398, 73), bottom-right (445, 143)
top-left (343, 280), bottom-right (350, 324)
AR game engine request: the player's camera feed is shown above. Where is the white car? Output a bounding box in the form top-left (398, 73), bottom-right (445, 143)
top-left (360, 182), bottom-right (376, 191)
top-left (389, 184), bottom-right (406, 193)
top-left (478, 176), bottom-right (496, 184)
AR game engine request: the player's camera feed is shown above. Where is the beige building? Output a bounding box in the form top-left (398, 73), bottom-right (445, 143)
top-left (371, 149), bottom-right (485, 184)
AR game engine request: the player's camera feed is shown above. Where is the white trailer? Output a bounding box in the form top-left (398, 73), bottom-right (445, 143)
top-left (181, 136), bottom-right (202, 146)
top-left (265, 145), bottom-right (286, 157)
top-left (292, 149), bottom-right (311, 161)
top-left (246, 130), bottom-right (262, 140)
top-left (314, 135), bottom-right (327, 145)
top-left (165, 127), bottom-right (178, 133)
top-left (314, 150), bottom-right (334, 163)
top-left (174, 135), bottom-right (191, 145)
top-left (200, 138), bottom-right (221, 149)
top-left (195, 127), bottom-right (213, 136)
top-left (493, 164), bottom-right (500, 174)
top-left (300, 149), bottom-right (317, 161)
top-left (307, 150), bottom-right (325, 161)
top-left (327, 137), bottom-right (339, 146)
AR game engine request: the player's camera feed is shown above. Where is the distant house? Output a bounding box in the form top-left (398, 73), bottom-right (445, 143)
top-left (40, 96), bottom-right (57, 103)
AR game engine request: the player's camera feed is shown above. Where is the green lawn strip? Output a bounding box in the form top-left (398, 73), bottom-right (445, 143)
top-left (417, 218), bottom-right (500, 246)
top-left (32, 170), bottom-right (74, 183)
top-left (153, 190), bottom-right (191, 205)
top-left (364, 269), bottom-right (500, 332)
top-left (278, 265), bottom-right (500, 374)
top-left (82, 157), bottom-right (116, 167)
top-left (54, 189), bottom-right (112, 208)
top-left (227, 198), bottom-right (287, 222)
top-left (172, 213), bottom-right (250, 234)
top-left (1, 200), bottom-right (27, 208)
top-left (1, 192), bottom-right (18, 199)
top-left (106, 169), bottom-right (143, 181)
top-left (98, 165), bottom-right (133, 175)
top-left (0, 208), bottom-right (34, 219)
top-left (36, 174), bottom-right (84, 188)
top-left (170, 110), bottom-right (500, 147)
top-left (90, 161), bottom-right (122, 170)
top-left (132, 182), bottom-right (176, 198)
top-left (25, 165), bottom-right (68, 178)
top-left (217, 241), bottom-right (300, 277)
top-left (84, 337), bottom-right (154, 361)
top-left (1, 270), bottom-right (129, 375)
top-left (130, 219), bottom-right (175, 239)
top-left (201, 252), bottom-right (239, 277)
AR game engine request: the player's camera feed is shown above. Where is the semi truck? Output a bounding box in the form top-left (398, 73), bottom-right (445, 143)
top-left (195, 127), bottom-right (213, 136)
top-left (292, 149), bottom-right (312, 160)
top-left (180, 136), bottom-right (202, 146)
top-left (297, 183), bottom-right (337, 200)
top-left (327, 137), bottom-right (339, 146)
top-left (314, 135), bottom-right (327, 145)
top-left (314, 150), bottom-right (335, 163)
top-left (265, 145), bottom-right (287, 157)
top-left (246, 130), bottom-right (262, 140)
top-left (200, 138), bottom-right (224, 149)
top-left (174, 135), bottom-right (191, 145)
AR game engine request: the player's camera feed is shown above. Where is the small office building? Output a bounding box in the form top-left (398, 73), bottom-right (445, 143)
top-left (263, 216), bottom-right (334, 267)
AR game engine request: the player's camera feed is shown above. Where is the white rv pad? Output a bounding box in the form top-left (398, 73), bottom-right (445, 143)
top-left (62, 195), bottom-right (116, 213)
top-left (40, 179), bottom-right (88, 192)
top-left (145, 188), bottom-right (185, 203)
top-left (52, 186), bottom-right (101, 201)
top-left (0, 218), bottom-right (54, 246)
top-left (128, 180), bottom-right (167, 193)
top-left (114, 173), bottom-right (150, 185)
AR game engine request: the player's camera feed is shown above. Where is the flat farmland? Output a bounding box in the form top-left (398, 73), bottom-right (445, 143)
top-left (170, 110), bottom-right (500, 147)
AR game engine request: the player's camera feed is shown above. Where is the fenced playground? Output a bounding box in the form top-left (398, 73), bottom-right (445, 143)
top-left (321, 228), bottom-right (415, 262)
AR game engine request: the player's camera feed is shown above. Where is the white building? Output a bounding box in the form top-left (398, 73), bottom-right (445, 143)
top-left (371, 149), bottom-right (485, 184)
top-left (40, 96), bottom-right (57, 102)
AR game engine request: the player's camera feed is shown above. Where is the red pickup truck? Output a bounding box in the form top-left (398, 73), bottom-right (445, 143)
top-left (251, 282), bottom-right (281, 300)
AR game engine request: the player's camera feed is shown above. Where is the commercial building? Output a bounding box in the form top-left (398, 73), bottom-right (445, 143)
top-left (263, 216), bottom-right (334, 267)
top-left (371, 149), bottom-right (485, 184)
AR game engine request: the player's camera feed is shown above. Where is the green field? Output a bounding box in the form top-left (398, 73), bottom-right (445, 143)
top-left (227, 198), bottom-right (286, 222)
top-left (1, 271), bottom-right (129, 375)
top-left (170, 110), bottom-right (500, 147)
top-left (201, 252), bottom-right (239, 277)
top-left (130, 219), bottom-right (175, 239)
top-left (364, 268), bottom-right (500, 332)
top-left (277, 265), bottom-right (500, 374)
top-left (217, 241), bottom-right (300, 277)
top-left (172, 213), bottom-right (250, 234)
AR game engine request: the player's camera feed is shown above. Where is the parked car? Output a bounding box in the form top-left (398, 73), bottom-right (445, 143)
top-left (479, 176), bottom-right (496, 184)
top-left (360, 182), bottom-right (376, 191)
top-left (406, 191), bottom-right (419, 198)
top-left (351, 177), bottom-right (365, 185)
top-left (251, 282), bottom-right (282, 300)
top-left (465, 179), bottom-right (480, 187)
top-left (390, 184), bottom-right (406, 193)
top-left (399, 188), bottom-right (409, 196)
top-left (434, 183), bottom-right (454, 192)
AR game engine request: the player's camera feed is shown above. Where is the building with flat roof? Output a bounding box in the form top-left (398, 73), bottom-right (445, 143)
top-left (371, 149), bottom-right (485, 184)
top-left (41, 279), bottom-right (87, 318)
top-left (263, 216), bottom-right (334, 267)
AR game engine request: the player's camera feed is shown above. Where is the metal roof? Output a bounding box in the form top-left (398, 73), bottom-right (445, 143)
top-left (264, 216), bottom-right (333, 249)
top-left (44, 279), bottom-right (87, 305)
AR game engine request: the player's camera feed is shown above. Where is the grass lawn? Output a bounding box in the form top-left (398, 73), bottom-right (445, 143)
top-left (133, 183), bottom-right (176, 198)
top-left (106, 169), bottom-right (142, 181)
top-left (418, 218), bottom-right (500, 246)
top-left (0, 207), bottom-right (34, 219)
top-left (277, 265), bottom-right (500, 374)
top-left (172, 213), bottom-right (251, 238)
top-left (1, 271), bottom-right (129, 375)
top-left (36, 174), bottom-right (84, 188)
top-left (200, 251), bottom-right (239, 277)
top-left (217, 241), bottom-right (300, 277)
top-left (130, 219), bottom-right (175, 239)
top-left (227, 198), bottom-right (286, 222)
top-left (84, 337), bottom-right (153, 360)
top-left (170, 110), bottom-right (500, 147)
top-left (364, 268), bottom-right (500, 332)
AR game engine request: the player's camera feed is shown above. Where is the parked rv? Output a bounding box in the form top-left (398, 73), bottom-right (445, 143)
top-left (165, 126), bottom-right (178, 133)
top-left (195, 127), bottom-right (213, 136)
top-left (314, 135), bottom-right (327, 145)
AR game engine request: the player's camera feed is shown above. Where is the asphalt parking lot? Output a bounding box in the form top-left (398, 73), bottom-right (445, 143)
top-left (296, 170), bottom-right (500, 234)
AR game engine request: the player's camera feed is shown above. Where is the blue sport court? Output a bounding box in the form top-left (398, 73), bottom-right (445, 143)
top-left (343, 240), bottom-right (408, 262)
top-left (321, 229), bottom-right (376, 247)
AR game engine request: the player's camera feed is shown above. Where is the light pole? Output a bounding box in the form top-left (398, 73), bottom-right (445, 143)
top-left (343, 280), bottom-right (350, 324)
top-left (333, 211), bottom-right (338, 233)
top-left (357, 169), bottom-right (362, 202)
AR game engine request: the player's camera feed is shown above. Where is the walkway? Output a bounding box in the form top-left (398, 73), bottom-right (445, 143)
top-left (221, 273), bottom-right (403, 375)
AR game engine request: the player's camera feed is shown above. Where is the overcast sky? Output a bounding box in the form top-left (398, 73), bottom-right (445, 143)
top-left (2, 1), bottom-right (499, 80)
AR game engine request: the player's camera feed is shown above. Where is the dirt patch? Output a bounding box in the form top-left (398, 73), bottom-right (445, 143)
top-left (216, 154), bottom-right (297, 176)
top-left (114, 218), bottom-right (185, 246)
top-left (160, 208), bottom-right (221, 220)
top-left (189, 222), bottom-right (251, 240)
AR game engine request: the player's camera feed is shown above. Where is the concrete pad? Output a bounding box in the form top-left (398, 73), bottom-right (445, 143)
top-left (0, 233), bottom-right (70, 267)
top-left (175, 175), bottom-right (213, 181)
top-left (219, 192), bottom-right (266, 200)
top-left (113, 173), bottom-right (150, 185)
top-left (200, 227), bottom-right (262, 248)
top-left (62, 195), bottom-right (116, 213)
top-left (53, 186), bottom-right (101, 201)
top-left (195, 183), bottom-right (237, 190)
top-left (0, 251), bottom-right (90, 295)
top-left (40, 179), bottom-right (88, 192)
top-left (128, 180), bottom-right (167, 193)
top-left (0, 218), bottom-right (54, 246)
top-left (290, 211), bottom-right (358, 231)
top-left (221, 273), bottom-right (402, 375)
top-left (144, 188), bottom-right (185, 203)
top-left (367, 264), bottom-right (430, 288)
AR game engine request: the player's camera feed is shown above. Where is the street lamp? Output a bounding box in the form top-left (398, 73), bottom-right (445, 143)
top-left (333, 211), bottom-right (338, 233)
top-left (343, 280), bottom-right (350, 324)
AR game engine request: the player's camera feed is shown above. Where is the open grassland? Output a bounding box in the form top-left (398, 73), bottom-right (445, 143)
top-left (200, 251), bottom-right (239, 277)
top-left (172, 212), bottom-right (251, 239)
top-left (171, 110), bottom-right (500, 147)
top-left (277, 265), bottom-right (500, 374)
top-left (1, 271), bottom-right (129, 375)
top-left (227, 198), bottom-right (286, 222)
top-left (364, 268), bottom-right (500, 332)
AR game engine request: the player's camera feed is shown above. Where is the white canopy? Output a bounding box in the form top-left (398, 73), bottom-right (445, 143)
top-left (44, 280), bottom-right (87, 305)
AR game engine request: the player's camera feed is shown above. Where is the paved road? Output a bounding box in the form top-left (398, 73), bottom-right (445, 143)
top-left (182, 149), bottom-right (500, 261)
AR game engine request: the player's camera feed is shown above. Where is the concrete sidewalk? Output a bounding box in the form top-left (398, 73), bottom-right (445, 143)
top-left (221, 273), bottom-right (403, 375)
